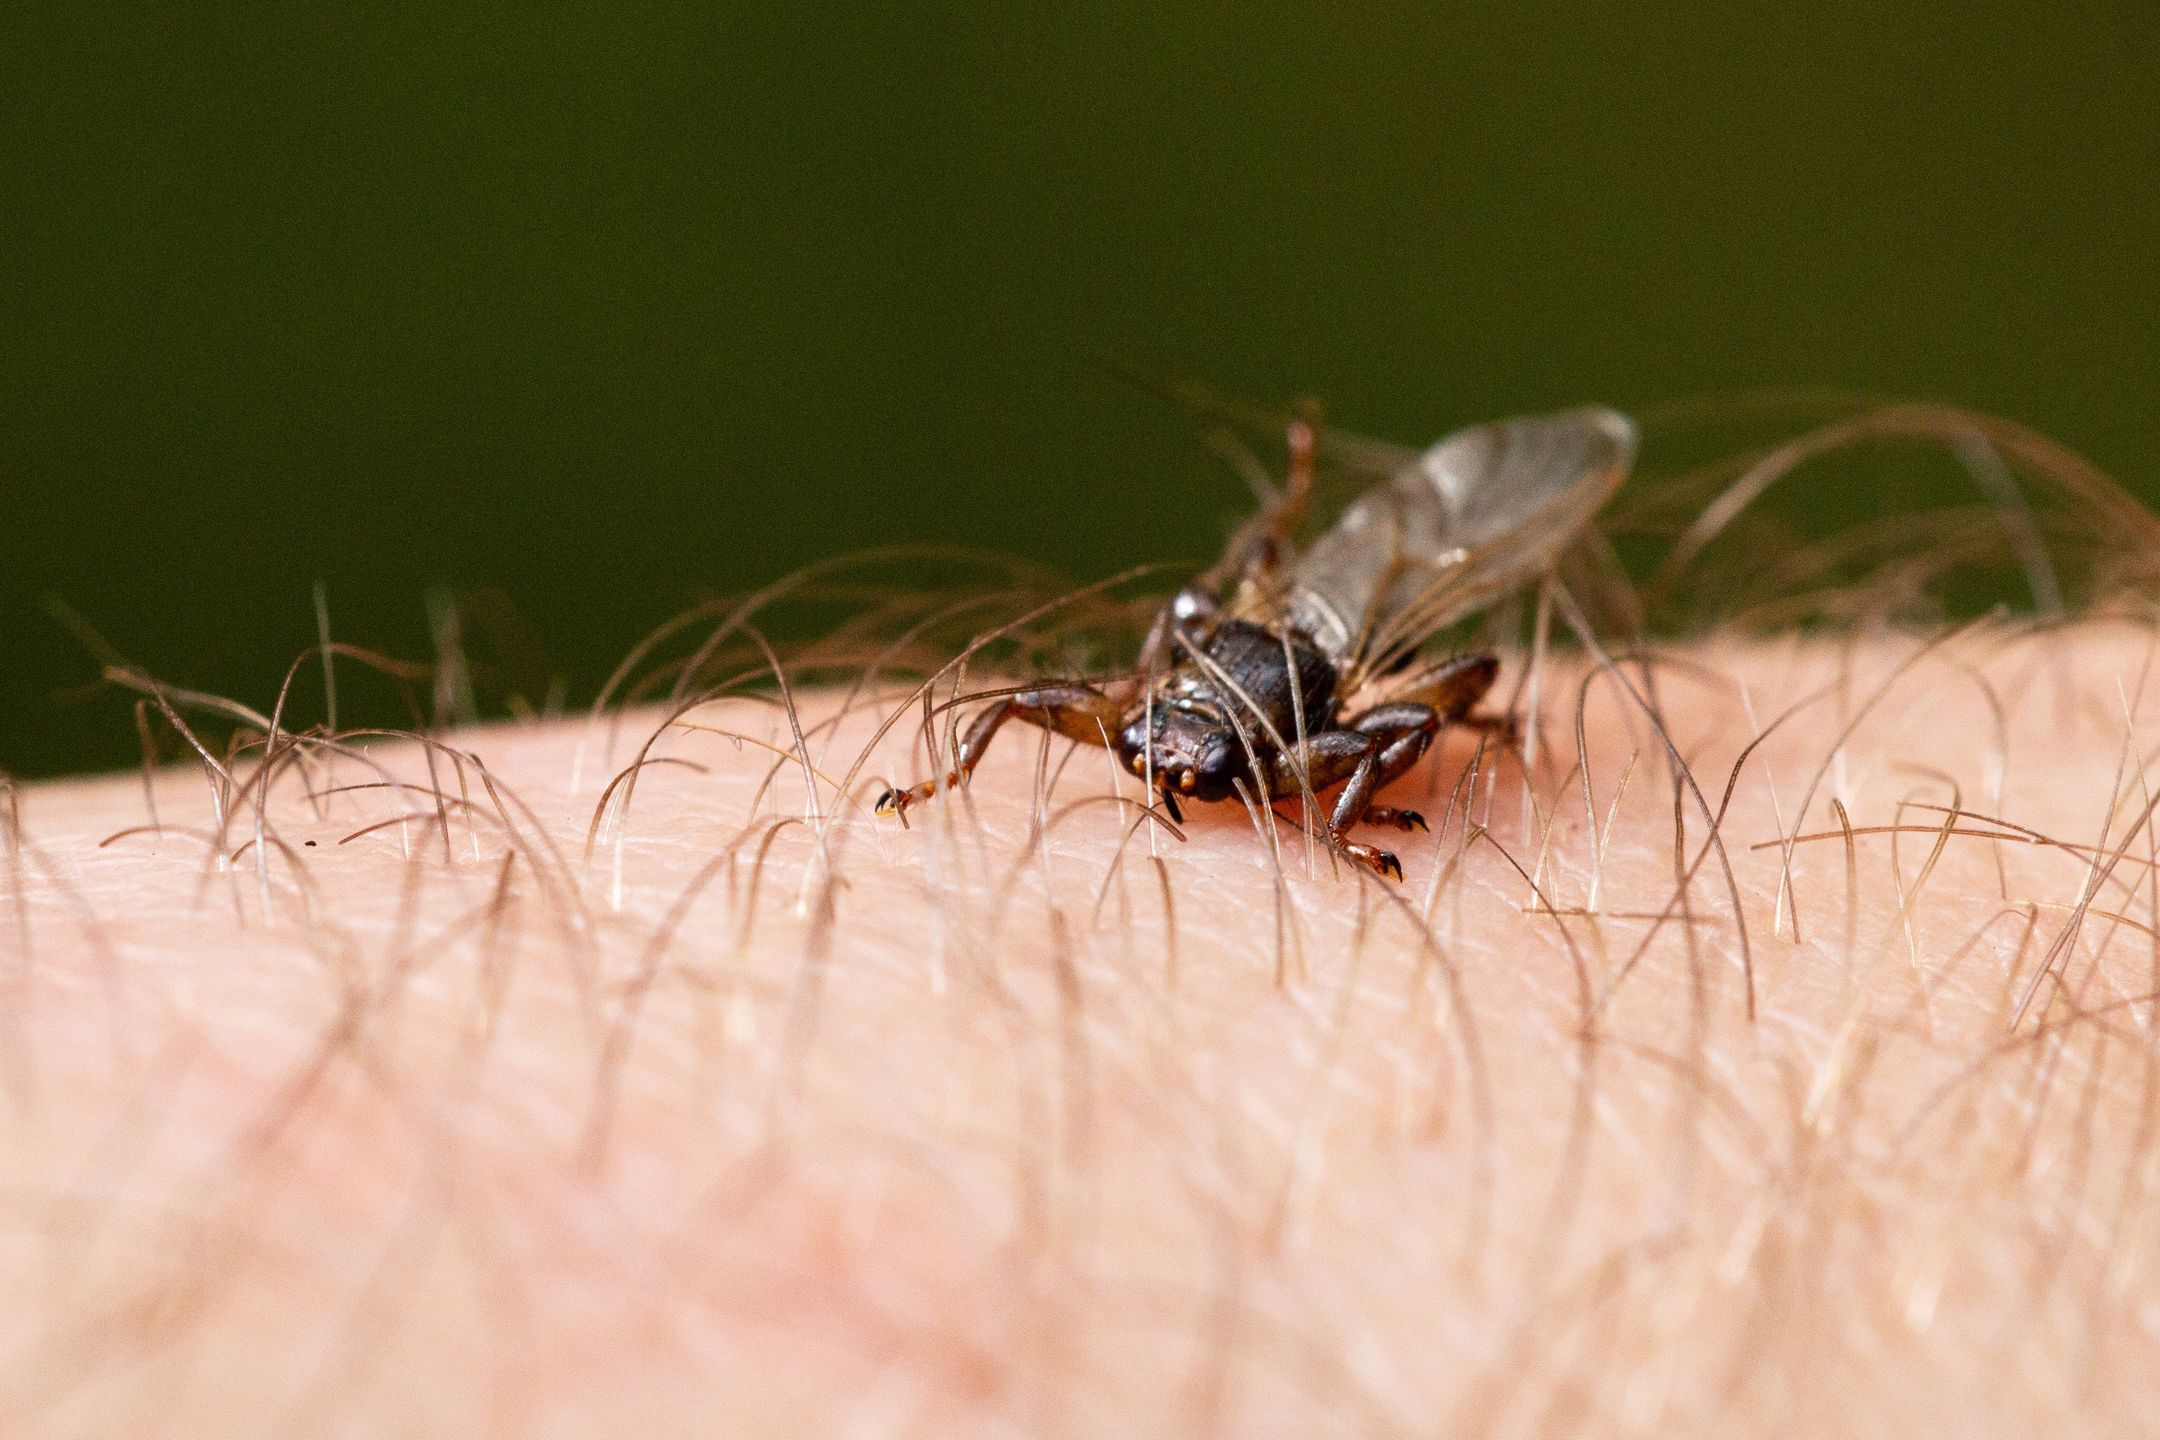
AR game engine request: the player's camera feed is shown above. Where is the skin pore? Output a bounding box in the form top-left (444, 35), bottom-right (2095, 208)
top-left (7, 612), bottom-right (2160, 1438)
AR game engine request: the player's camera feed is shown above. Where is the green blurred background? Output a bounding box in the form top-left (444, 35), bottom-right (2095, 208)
top-left (5, 3), bottom-right (2155, 777)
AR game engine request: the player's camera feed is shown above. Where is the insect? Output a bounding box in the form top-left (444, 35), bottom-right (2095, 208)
top-left (877, 405), bottom-right (1636, 879)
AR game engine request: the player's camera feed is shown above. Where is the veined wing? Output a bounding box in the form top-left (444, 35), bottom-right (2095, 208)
top-left (1282, 406), bottom-right (1635, 682)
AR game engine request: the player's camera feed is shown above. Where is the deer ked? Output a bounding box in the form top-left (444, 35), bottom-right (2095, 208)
top-left (877, 406), bottom-right (1636, 880)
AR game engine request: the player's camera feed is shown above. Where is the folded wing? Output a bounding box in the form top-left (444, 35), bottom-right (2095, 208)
top-left (1282, 406), bottom-right (1636, 681)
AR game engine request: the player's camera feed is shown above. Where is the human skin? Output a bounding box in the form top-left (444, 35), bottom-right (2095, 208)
top-left (5, 617), bottom-right (2160, 1438)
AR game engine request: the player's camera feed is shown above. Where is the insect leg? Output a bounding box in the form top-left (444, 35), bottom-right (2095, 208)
top-left (1383, 652), bottom-right (1500, 724)
top-left (1330, 657), bottom-right (1508, 837)
top-left (876, 685), bottom-right (1126, 823)
top-left (1134, 584), bottom-right (1220, 677)
top-left (1219, 413), bottom-right (1320, 609)
top-left (1328, 704), bottom-right (1445, 852)
top-left (1257, 410), bottom-right (1318, 561)
top-left (1265, 718), bottom-right (1432, 881)
top-left (1140, 414), bottom-right (1319, 667)
top-left (1265, 727), bottom-right (1376, 795)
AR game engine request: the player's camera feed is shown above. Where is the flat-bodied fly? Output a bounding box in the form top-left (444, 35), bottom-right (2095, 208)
top-left (877, 406), bottom-right (1636, 879)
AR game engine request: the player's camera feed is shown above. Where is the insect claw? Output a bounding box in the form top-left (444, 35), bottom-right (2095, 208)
top-left (1404, 810), bottom-right (1428, 833)
top-left (874, 785), bottom-right (919, 827)
top-left (1332, 832), bottom-right (1406, 881)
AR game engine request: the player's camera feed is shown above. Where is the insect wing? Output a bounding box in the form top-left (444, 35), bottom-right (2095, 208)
top-left (1283, 407), bottom-right (1636, 672)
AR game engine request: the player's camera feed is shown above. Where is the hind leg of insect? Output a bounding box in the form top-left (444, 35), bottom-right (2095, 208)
top-left (1219, 412), bottom-right (1321, 608)
top-left (1134, 417), bottom-right (1321, 674)
top-left (1389, 652), bottom-right (1502, 726)
top-left (875, 685), bottom-right (1127, 823)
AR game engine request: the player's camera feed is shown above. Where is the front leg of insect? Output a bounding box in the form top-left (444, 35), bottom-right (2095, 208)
top-left (1264, 728), bottom-right (1413, 878)
top-left (877, 582), bottom-right (1237, 826)
top-left (874, 683), bottom-right (1126, 823)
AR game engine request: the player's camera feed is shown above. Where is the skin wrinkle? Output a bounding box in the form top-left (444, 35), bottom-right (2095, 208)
top-left (5, 623), bottom-right (2160, 1435)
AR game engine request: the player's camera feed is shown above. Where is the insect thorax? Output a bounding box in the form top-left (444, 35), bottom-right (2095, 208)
top-left (1157, 620), bottom-right (1337, 734)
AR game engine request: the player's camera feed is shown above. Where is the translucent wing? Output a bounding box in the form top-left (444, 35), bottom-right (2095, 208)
top-left (1281, 406), bottom-right (1635, 681)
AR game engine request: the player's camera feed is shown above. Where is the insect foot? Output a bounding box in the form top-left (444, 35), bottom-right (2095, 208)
top-left (1363, 806), bottom-right (1428, 832)
top-left (874, 774), bottom-right (952, 827)
top-left (1332, 835), bottom-right (1404, 881)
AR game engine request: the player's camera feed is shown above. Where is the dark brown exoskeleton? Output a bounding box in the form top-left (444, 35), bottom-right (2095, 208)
top-left (877, 406), bottom-right (1636, 879)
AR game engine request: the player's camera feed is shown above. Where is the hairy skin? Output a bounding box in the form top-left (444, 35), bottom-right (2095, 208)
top-left (6, 619), bottom-right (2160, 1438)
